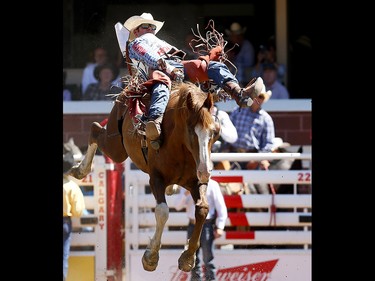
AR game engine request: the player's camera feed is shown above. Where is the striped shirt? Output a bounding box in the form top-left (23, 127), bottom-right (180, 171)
top-left (128, 33), bottom-right (178, 69)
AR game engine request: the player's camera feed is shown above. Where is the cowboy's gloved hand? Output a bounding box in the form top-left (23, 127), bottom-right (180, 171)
top-left (158, 59), bottom-right (184, 82)
top-left (157, 58), bottom-right (167, 71)
top-left (170, 68), bottom-right (184, 82)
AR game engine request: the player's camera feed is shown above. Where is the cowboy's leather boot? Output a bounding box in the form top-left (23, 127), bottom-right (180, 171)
top-left (145, 115), bottom-right (163, 150)
top-left (223, 77), bottom-right (264, 107)
top-left (243, 77), bottom-right (264, 101)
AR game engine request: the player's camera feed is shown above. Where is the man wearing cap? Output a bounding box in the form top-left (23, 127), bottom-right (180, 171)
top-left (122, 13), bottom-right (264, 150)
top-left (225, 22), bottom-right (255, 86)
top-left (262, 62), bottom-right (290, 99)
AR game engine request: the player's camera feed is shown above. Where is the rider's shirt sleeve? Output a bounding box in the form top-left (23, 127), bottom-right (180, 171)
top-left (128, 33), bottom-right (175, 69)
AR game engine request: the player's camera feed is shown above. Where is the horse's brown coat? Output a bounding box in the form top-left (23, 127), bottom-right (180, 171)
top-left (69, 81), bottom-right (220, 272)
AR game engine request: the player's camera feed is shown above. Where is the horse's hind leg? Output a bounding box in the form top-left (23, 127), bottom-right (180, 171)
top-left (94, 103), bottom-right (128, 163)
top-left (69, 105), bottom-right (128, 180)
top-left (142, 202), bottom-right (169, 271)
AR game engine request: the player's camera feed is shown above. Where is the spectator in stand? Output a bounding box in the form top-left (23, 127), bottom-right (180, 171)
top-left (174, 179), bottom-right (228, 281)
top-left (225, 22), bottom-right (255, 87)
top-left (82, 63), bottom-right (121, 100)
top-left (265, 36), bottom-right (287, 84)
top-left (63, 70), bottom-right (72, 101)
top-left (222, 85), bottom-right (275, 193)
top-left (261, 62), bottom-right (289, 99)
top-left (63, 149), bottom-right (85, 281)
top-left (224, 85), bottom-right (274, 155)
top-left (250, 42), bottom-right (286, 85)
top-left (249, 44), bottom-right (267, 80)
top-left (81, 47), bottom-right (109, 95)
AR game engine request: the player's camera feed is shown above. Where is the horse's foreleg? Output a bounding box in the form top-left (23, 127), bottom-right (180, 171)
top-left (165, 184), bottom-right (179, 195)
top-left (142, 202), bottom-right (169, 271)
top-left (178, 184), bottom-right (209, 272)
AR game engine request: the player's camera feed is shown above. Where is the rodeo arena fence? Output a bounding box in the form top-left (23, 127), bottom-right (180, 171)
top-left (69, 150), bottom-right (312, 281)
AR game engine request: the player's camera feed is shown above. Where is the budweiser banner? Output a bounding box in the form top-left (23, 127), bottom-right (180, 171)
top-left (128, 249), bottom-right (311, 281)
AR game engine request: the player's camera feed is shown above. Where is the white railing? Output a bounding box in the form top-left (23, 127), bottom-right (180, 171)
top-left (124, 152), bottom-right (312, 248)
top-left (124, 152), bottom-right (312, 280)
top-left (63, 99), bottom-right (312, 114)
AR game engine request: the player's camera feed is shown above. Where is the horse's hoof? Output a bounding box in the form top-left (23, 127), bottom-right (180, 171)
top-left (68, 164), bottom-right (90, 180)
top-left (142, 250), bottom-right (159, 271)
top-left (67, 166), bottom-right (83, 180)
top-left (91, 122), bottom-right (105, 140)
top-left (178, 250), bottom-right (196, 272)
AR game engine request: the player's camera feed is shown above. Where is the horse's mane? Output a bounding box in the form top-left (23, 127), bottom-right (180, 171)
top-left (172, 82), bottom-right (214, 131)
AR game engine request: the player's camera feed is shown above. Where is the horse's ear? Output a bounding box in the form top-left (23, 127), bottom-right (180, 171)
top-left (186, 91), bottom-right (194, 110)
top-left (185, 84), bottom-right (211, 111)
top-left (204, 92), bottom-right (214, 110)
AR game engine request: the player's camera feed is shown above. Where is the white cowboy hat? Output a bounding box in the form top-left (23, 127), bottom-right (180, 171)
top-left (271, 137), bottom-right (291, 151)
top-left (124, 12), bottom-right (164, 41)
top-left (225, 22), bottom-right (247, 36)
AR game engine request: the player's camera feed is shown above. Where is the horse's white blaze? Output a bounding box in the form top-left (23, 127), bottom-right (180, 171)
top-left (195, 124), bottom-right (212, 183)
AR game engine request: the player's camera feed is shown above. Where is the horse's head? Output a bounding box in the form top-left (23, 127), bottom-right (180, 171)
top-left (175, 82), bottom-right (219, 183)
